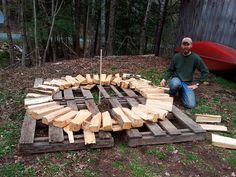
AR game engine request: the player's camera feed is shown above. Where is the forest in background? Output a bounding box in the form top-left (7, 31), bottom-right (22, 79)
top-left (0, 0), bottom-right (180, 67)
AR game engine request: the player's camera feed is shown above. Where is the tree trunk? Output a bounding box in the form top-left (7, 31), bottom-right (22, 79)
top-left (106, 0), bottom-right (116, 56)
top-left (2, 0), bottom-right (14, 65)
top-left (33, 0), bottom-right (40, 66)
top-left (154, 0), bottom-right (169, 56)
top-left (51, 33), bottom-right (56, 62)
top-left (74, 0), bottom-right (81, 55)
top-left (89, 0), bottom-right (96, 56)
top-left (100, 0), bottom-right (106, 51)
top-left (83, 3), bottom-right (89, 56)
top-left (139, 0), bottom-right (152, 55)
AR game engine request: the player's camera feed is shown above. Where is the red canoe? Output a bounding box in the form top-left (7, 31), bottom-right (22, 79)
top-left (175, 41), bottom-right (236, 71)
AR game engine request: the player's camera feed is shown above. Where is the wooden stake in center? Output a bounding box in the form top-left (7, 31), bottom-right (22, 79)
top-left (99, 49), bottom-right (103, 105)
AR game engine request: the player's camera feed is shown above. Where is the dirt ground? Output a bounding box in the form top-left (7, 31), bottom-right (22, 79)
top-left (0, 56), bottom-right (236, 177)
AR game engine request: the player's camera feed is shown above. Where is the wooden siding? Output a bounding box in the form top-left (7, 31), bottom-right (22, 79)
top-left (177, 0), bottom-right (236, 49)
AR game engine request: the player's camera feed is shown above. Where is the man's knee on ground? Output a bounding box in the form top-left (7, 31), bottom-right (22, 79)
top-left (169, 78), bottom-right (182, 91)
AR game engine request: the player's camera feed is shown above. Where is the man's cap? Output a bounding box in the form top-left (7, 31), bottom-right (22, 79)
top-left (182, 37), bottom-right (192, 44)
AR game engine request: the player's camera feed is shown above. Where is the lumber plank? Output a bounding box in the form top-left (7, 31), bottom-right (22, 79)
top-left (42, 107), bottom-right (72, 125)
top-left (158, 119), bottom-right (181, 135)
top-left (121, 88), bottom-right (138, 97)
top-left (85, 99), bottom-right (100, 115)
top-left (89, 112), bottom-right (102, 132)
top-left (27, 88), bottom-right (53, 95)
top-left (195, 114), bottom-right (222, 123)
top-left (67, 100), bottom-right (78, 111)
top-left (24, 96), bottom-right (53, 106)
top-left (108, 98), bottom-right (122, 108)
top-left (100, 74), bottom-right (107, 85)
top-left (105, 74), bottom-right (113, 85)
top-left (122, 107), bottom-right (144, 127)
top-left (76, 74), bottom-right (87, 84)
top-left (20, 78), bottom-right (43, 144)
top-left (111, 107), bottom-right (132, 129)
top-left (53, 111), bottom-right (78, 128)
top-left (86, 74), bottom-right (94, 84)
top-left (145, 123), bottom-right (167, 136)
top-left (93, 74), bottom-right (100, 84)
top-left (83, 84), bottom-right (96, 90)
top-left (131, 106), bottom-right (158, 122)
top-left (81, 86), bottom-right (93, 99)
top-left (110, 85), bottom-right (124, 97)
top-left (63, 88), bottom-right (74, 100)
top-left (27, 101), bottom-right (58, 111)
top-left (53, 91), bottom-right (63, 100)
top-left (102, 111), bottom-right (112, 131)
top-left (199, 124), bottom-right (228, 132)
top-left (30, 105), bottom-right (65, 120)
top-left (69, 110), bottom-right (92, 131)
top-left (97, 85), bottom-right (110, 98)
top-left (146, 99), bottom-right (173, 112)
top-left (35, 84), bottom-right (59, 93)
top-left (63, 125), bottom-right (74, 143)
top-left (26, 93), bottom-right (48, 98)
top-left (112, 124), bottom-right (123, 131)
top-left (84, 130), bottom-right (96, 144)
top-left (111, 77), bottom-right (122, 86)
top-left (212, 134), bottom-right (236, 149)
top-left (57, 79), bottom-right (72, 88)
top-left (172, 105), bottom-right (206, 133)
top-left (137, 104), bottom-right (168, 120)
top-left (49, 125), bottom-right (64, 143)
top-left (65, 75), bottom-right (80, 86)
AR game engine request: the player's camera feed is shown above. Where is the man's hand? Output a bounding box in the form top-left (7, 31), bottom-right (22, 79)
top-left (188, 84), bottom-right (198, 90)
top-left (160, 79), bottom-right (166, 87)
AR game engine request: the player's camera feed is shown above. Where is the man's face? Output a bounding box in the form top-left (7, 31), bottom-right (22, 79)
top-left (181, 42), bottom-right (192, 54)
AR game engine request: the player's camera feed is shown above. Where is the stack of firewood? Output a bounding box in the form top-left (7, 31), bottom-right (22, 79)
top-left (24, 73), bottom-right (174, 144)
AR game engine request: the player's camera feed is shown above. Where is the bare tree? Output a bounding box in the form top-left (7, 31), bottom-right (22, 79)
top-left (100, 0), bottom-right (106, 51)
top-left (33, 0), bottom-right (40, 66)
top-left (154, 0), bottom-right (169, 56)
top-left (43, 0), bottom-right (64, 63)
top-left (74, 0), bottom-right (81, 55)
top-left (2, 0), bottom-right (15, 65)
top-left (106, 0), bottom-right (116, 56)
top-left (139, 0), bottom-right (152, 55)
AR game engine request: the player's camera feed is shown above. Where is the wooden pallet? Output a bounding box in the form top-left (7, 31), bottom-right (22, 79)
top-left (97, 84), bottom-right (206, 147)
top-left (19, 78), bottom-right (114, 154)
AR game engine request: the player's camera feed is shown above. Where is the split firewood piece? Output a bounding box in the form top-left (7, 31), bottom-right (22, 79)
top-left (89, 112), bottom-right (102, 132)
top-left (30, 105), bottom-right (65, 120)
top-left (212, 134), bottom-right (236, 149)
top-left (34, 84), bottom-right (60, 93)
top-left (139, 88), bottom-right (166, 95)
top-left (53, 110), bottom-right (78, 128)
top-left (93, 74), bottom-right (100, 84)
top-left (69, 110), bottom-right (92, 131)
top-left (111, 107), bottom-right (132, 129)
top-left (24, 96), bottom-right (53, 106)
top-left (140, 78), bottom-right (152, 84)
top-left (199, 124), bottom-right (228, 132)
top-left (131, 106), bottom-right (157, 122)
top-left (138, 104), bottom-right (168, 120)
top-left (26, 93), bottom-right (49, 98)
top-left (100, 74), bottom-right (107, 85)
top-left (111, 118), bottom-right (119, 125)
top-left (104, 74), bottom-right (113, 85)
top-left (27, 101), bottom-right (58, 111)
top-left (112, 124), bottom-right (123, 132)
top-left (72, 86), bottom-right (79, 90)
top-left (65, 75), bottom-right (80, 86)
top-left (42, 107), bottom-right (73, 125)
top-left (195, 114), bottom-right (222, 123)
top-left (28, 88), bottom-right (53, 95)
top-left (57, 79), bottom-right (72, 89)
top-left (120, 80), bottom-right (130, 89)
top-left (111, 77), bottom-right (122, 86)
top-left (122, 107), bottom-right (144, 127)
top-left (64, 125), bottom-right (74, 143)
top-left (102, 111), bottom-right (112, 131)
top-left (83, 84), bottom-right (96, 90)
top-left (146, 99), bottom-right (173, 112)
top-left (44, 79), bottom-right (71, 89)
top-left (76, 74), bottom-right (87, 85)
top-left (84, 129), bottom-right (96, 144)
top-left (142, 93), bottom-right (173, 102)
top-left (86, 74), bottom-right (94, 84)
top-left (115, 73), bottom-right (120, 78)
top-left (122, 73), bottom-right (131, 79)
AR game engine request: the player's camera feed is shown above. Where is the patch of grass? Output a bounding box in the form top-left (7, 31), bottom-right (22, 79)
top-left (0, 123), bottom-right (20, 157)
top-left (178, 146), bottom-right (203, 165)
top-left (111, 66), bottom-right (117, 71)
top-left (129, 158), bottom-right (155, 177)
top-left (215, 77), bottom-right (236, 90)
top-left (227, 150), bottom-right (236, 167)
top-left (91, 90), bottom-right (99, 104)
top-left (145, 149), bottom-right (167, 160)
top-left (0, 51), bottom-right (10, 67)
top-left (83, 168), bottom-right (99, 177)
top-left (0, 162), bottom-right (35, 177)
top-left (112, 161), bottom-right (126, 171)
top-left (166, 144), bottom-right (175, 153)
top-left (117, 143), bottom-right (128, 155)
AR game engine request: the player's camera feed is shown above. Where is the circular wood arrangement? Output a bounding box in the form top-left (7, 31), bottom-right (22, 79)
top-left (24, 73), bottom-right (173, 145)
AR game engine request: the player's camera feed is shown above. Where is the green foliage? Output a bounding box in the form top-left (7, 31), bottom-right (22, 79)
top-left (215, 77), bottom-right (236, 90)
top-left (0, 162), bottom-right (36, 177)
top-left (83, 168), bottom-right (99, 177)
top-left (145, 149), bottom-right (167, 160)
top-left (112, 161), bottom-right (126, 171)
top-left (91, 90), bottom-right (99, 104)
top-left (0, 51), bottom-right (10, 67)
top-left (0, 123), bottom-right (19, 158)
top-left (178, 146), bottom-right (203, 165)
top-left (117, 143), bottom-right (128, 155)
top-left (111, 66), bottom-right (117, 72)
